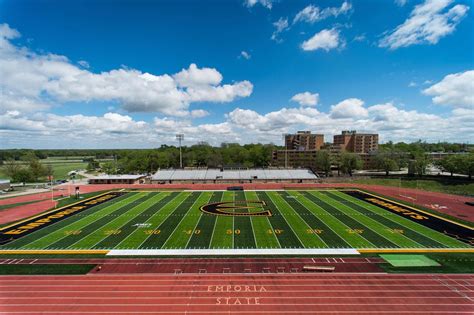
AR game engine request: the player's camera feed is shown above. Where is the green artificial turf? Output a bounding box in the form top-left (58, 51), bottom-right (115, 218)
top-left (0, 190), bottom-right (471, 251)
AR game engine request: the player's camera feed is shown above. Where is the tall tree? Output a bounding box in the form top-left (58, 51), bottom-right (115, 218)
top-left (340, 152), bottom-right (362, 176)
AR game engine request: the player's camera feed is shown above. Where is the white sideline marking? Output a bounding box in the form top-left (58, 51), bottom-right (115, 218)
top-left (107, 248), bottom-right (360, 256)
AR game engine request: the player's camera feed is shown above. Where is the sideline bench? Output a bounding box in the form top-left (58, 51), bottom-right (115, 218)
top-left (302, 265), bottom-right (335, 272)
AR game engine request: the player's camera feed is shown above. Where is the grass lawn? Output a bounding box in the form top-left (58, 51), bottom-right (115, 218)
top-left (0, 264), bottom-right (96, 275)
top-left (349, 178), bottom-right (474, 196)
top-left (379, 253), bottom-right (474, 273)
top-left (0, 161), bottom-right (87, 182)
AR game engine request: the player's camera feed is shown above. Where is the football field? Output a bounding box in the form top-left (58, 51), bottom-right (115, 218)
top-left (0, 190), bottom-right (471, 251)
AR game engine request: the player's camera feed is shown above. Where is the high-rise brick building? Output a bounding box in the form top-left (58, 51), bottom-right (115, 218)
top-left (285, 131), bottom-right (324, 151)
top-left (333, 130), bottom-right (378, 153)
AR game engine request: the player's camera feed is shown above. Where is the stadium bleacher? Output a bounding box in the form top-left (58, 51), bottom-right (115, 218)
top-left (151, 168), bottom-right (318, 183)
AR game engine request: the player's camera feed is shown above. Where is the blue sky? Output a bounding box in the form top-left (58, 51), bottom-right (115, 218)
top-left (0, 0), bottom-right (473, 148)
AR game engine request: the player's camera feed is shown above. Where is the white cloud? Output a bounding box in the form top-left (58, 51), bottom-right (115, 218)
top-left (0, 24), bottom-right (253, 116)
top-left (301, 28), bottom-right (344, 51)
top-left (240, 51), bottom-right (251, 60)
top-left (2, 97), bottom-right (473, 147)
top-left (0, 23), bottom-right (20, 39)
top-left (293, 2), bottom-right (352, 24)
top-left (290, 92), bottom-right (319, 106)
top-left (395, 0), bottom-right (408, 6)
top-left (330, 98), bottom-right (368, 119)
top-left (379, 0), bottom-right (469, 49)
top-left (353, 34), bottom-right (366, 42)
top-left (423, 70), bottom-right (474, 108)
top-left (244, 0), bottom-right (274, 9)
top-left (78, 60), bottom-right (90, 68)
top-left (271, 17), bottom-right (289, 42)
top-left (408, 81), bottom-right (417, 87)
top-left (190, 109), bottom-right (210, 118)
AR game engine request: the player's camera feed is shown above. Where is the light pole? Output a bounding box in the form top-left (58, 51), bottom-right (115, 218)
top-left (176, 134), bottom-right (184, 168)
top-left (282, 133), bottom-right (288, 168)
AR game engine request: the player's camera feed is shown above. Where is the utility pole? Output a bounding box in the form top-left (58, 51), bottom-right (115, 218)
top-left (176, 134), bottom-right (184, 168)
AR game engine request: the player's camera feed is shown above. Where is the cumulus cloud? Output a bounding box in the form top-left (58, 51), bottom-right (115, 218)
top-left (225, 99), bottom-right (472, 143)
top-left (423, 70), bottom-right (474, 108)
top-left (240, 51), bottom-right (251, 60)
top-left (2, 97), bottom-right (473, 147)
top-left (244, 0), bottom-right (274, 9)
top-left (290, 92), bottom-right (319, 106)
top-left (301, 28), bottom-right (345, 51)
top-left (0, 24), bottom-right (253, 115)
top-left (330, 98), bottom-right (368, 119)
top-left (293, 1), bottom-right (352, 24)
top-left (395, 0), bottom-right (408, 6)
top-left (271, 17), bottom-right (289, 42)
top-left (379, 0), bottom-right (469, 49)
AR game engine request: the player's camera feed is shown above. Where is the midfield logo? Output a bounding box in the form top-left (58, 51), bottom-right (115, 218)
top-left (200, 201), bottom-right (272, 217)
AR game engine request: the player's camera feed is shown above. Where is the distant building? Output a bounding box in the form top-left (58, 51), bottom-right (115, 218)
top-left (88, 174), bottom-right (146, 185)
top-left (333, 130), bottom-right (378, 154)
top-left (272, 150), bottom-right (318, 169)
top-left (285, 131), bottom-right (324, 151)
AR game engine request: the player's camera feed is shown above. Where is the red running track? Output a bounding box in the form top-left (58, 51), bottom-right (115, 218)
top-left (0, 257), bottom-right (385, 274)
top-left (0, 273), bottom-right (473, 314)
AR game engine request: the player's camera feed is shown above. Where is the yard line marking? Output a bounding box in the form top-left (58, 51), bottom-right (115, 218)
top-left (334, 191), bottom-right (457, 248)
top-left (286, 191), bottom-right (351, 249)
top-left (184, 193), bottom-right (213, 249)
top-left (162, 192), bottom-right (210, 249)
top-left (325, 191), bottom-right (425, 248)
top-left (306, 191), bottom-right (379, 248)
top-left (136, 193), bottom-right (192, 249)
top-left (88, 193), bottom-right (171, 249)
top-left (315, 191), bottom-right (398, 249)
top-left (114, 192), bottom-right (187, 249)
top-left (207, 193), bottom-right (224, 250)
top-left (296, 191), bottom-right (375, 248)
top-left (245, 191), bottom-right (280, 249)
top-left (263, 191), bottom-right (306, 249)
top-left (14, 193), bottom-right (140, 250)
top-left (276, 192), bottom-right (328, 248)
top-left (67, 193), bottom-right (159, 249)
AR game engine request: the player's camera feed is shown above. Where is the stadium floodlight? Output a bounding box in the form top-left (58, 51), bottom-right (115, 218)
top-left (176, 134), bottom-right (184, 168)
top-left (282, 133), bottom-right (288, 168)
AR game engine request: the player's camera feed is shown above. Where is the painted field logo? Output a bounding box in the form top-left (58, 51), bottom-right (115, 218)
top-left (200, 200), bottom-right (272, 217)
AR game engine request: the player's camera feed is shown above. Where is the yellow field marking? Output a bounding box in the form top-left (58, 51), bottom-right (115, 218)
top-left (359, 248), bottom-right (474, 254)
top-left (0, 191), bottom-right (115, 231)
top-left (354, 189), bottom-right (474, 231)
top-left (0, 250), bottom-right (109, 255)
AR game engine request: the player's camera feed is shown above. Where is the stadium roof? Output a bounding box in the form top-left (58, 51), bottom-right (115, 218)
top-left (90, 174), bottom-right (146, 180)
top-left (151, 169), bottom-right (318, 181)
